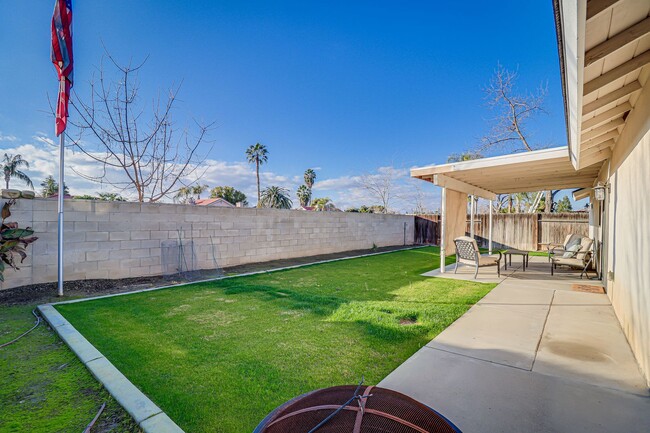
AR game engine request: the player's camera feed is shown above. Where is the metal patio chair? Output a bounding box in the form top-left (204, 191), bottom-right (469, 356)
top-left (454, 236), bottom-right (502, 279)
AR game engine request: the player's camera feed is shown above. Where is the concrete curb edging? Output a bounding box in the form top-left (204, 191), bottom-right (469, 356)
top-left (38, 245), bottom-right (430, 432)
top-left (37, 304), bottom-right (185, 433)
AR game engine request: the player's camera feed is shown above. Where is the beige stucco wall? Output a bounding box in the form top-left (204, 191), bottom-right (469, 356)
top-left (2, 200), bottom-right (414, 290)
top-left (443, 189), bottom-right (468, 255)
top-left (603, 77), bottom-right (650, 385)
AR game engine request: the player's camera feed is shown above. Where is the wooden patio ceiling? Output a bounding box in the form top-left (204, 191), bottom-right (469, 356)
top-left (560, 0), bottom-right (650, 169)
top-left (410, 147), bottom-right (602, 199)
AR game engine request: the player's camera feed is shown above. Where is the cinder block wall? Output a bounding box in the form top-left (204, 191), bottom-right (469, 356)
top-left (2, 199), bottom-right (415, 290)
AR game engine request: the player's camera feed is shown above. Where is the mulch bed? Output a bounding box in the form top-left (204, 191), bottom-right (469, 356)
top-left (1, 245), bottom-right (417, 306)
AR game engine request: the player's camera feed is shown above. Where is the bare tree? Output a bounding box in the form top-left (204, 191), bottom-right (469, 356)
top-left (492, 194), bottom-right (509, 213)
top-left (67, 52), bottom-right (212, 202)
top-left (481, 64), bottom-right (547, 153)
top-left (411, 182), bottom-right (434, 215)
top-left (480, 64), bottom-right (557, 212)
top-left (357, 167), bottom-right (401, 214)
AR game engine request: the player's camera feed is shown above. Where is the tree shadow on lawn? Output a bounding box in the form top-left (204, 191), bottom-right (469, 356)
top-left (213, 282), bottom-right (345, 316)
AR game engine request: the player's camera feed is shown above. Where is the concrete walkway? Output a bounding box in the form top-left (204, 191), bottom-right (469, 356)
top-left (380, 256), bottom-right (650, 433)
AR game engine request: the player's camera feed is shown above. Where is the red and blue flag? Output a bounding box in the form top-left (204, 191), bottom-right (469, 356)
top-left (51, 0), bottom-right (73, 136)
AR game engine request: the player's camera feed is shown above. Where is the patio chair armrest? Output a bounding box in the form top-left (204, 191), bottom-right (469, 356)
top-left (495, 250), bottom-right (502, 263)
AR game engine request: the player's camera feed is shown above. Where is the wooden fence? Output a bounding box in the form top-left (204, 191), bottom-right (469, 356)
top-left (414, 215), bottom-right (439, 244)
top-left (415, 213), bottom-right (588, 251)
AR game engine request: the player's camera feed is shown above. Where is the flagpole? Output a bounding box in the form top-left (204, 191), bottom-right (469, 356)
top-left (57, 75), bottom-right (65, 297)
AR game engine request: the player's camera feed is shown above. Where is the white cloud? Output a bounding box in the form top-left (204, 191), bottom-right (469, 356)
top-left (1, 136), bottom-right (440, 213)
top-left (0, 133), bottom-right (18, 142)
top-left (183, 160), bottom-right (301, 203)
top-left (0, 138), bottom-right (302, 203)
top-left (314, 175), bottom-right (359, 190)
top-left (313, 166), bottom-right (440, 213)
top-left (33, 135), bottom-right (56, 147)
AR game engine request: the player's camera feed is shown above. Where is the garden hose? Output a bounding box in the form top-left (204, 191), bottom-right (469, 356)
top-left (82, 402), bottom-right (106, 433)
top-left (0, 309), bottom-right (41, 349)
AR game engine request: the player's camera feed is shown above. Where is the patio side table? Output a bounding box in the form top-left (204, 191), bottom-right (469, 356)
top-left (503, 249), bottom-right (529, 271)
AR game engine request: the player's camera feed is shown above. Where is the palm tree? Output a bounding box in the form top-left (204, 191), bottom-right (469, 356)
top-left (260, 186), bottom-right (292, 209)
top-left (40, 175), bottom-right (68, 198)
top-left (191, 184), bottom-right (209, 200)
top-left (174, 186), bottom-right (192, 204)
top-left (98, 192), bottom-right (126, 201)
top-left (312, 197), bottom-right (336, 211)
top-left (245, 143), bottom-right (269, 206)
top-left (3, 154), bottom-right (33, 190)
top-left (303, 168), bottom-right (316, 189)
top-left (296, 185), bottom-right (311, 207)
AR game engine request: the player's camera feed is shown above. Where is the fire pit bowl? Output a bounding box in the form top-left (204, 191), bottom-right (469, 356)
top-left (254, 385), bottom-right (461, 433)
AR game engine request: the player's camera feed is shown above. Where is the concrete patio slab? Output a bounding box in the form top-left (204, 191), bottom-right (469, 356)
top-left (534, 304), bottom-right (648, 395)
top-left (478, 283), bottom-right (554, 305)
top-left (421, 262), bottom-right (516, 284)
top-left (506, 257), bottom-right (599, 282)
top-left (383, 253), bottom-right (649, 432)
top-left (379, 346), bottom-right (650, 433)
top-left (427, 303), bottom-right (549, 370)
top-left (552, 289), bottom-right (611, 305)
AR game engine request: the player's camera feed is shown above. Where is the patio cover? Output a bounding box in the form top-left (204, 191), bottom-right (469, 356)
top-left (410, 146), bottom-right (602, 272)
top-left (410, 146), bottom-right (602, 200)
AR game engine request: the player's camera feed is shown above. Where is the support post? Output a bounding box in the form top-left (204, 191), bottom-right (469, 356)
top-left (440, 187), bottom-right (446, 273)
top-left (488, 200), bottom-right (493, 255)
top-left (470, 195), bottom-right (475, 239)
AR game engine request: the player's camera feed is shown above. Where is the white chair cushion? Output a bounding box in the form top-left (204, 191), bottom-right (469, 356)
top-left (562, 244), bottom-right (581, 258)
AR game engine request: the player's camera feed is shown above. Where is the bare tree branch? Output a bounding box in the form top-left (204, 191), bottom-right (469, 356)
top-left (357, 167), bottom-right (401, 213)
top-left (66, 50), bottom-right (214, 202)
top-left (479, 64), bottom-right (548, 154)
top-left (478, 64), bottom-right (560, 213)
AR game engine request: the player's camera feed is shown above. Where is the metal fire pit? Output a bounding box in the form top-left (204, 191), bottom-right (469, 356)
top-left (254, 385), bottom-right (461, 433)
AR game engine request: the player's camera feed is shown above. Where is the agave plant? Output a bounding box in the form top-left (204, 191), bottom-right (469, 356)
top-left (0, 200), bottom-right (38, 282)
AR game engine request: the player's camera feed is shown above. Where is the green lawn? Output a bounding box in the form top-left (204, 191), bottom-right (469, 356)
top-left (0, 305), bottom-right (140, 433)
top-left (53, 247), bottom-right (495, 433)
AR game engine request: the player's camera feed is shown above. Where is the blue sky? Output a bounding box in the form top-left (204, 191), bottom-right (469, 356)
top-left (0, 1), bottom-right (575, 210)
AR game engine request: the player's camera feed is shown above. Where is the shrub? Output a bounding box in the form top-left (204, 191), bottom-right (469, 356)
top-left (0, 200), bottom-right (38, 281)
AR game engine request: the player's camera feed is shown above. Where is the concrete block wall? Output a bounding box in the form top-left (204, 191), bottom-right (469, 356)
top-left (1, 199), bottom-right (415, 290)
